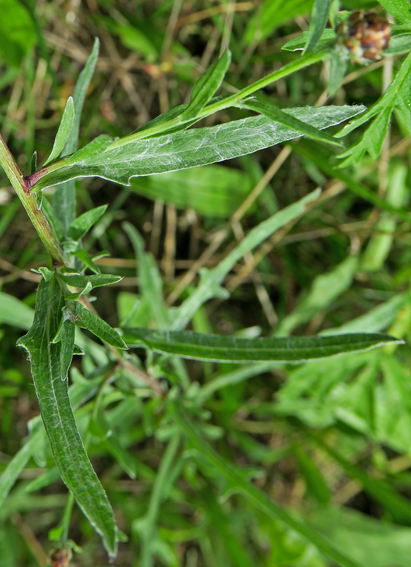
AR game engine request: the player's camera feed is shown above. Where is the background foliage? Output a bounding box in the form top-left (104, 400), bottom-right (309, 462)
top-left (1, 1), bottom-right (411, 566)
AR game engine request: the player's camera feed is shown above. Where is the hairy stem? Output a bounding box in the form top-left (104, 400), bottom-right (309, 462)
top-left (0, 134), bottom-right (66, 265)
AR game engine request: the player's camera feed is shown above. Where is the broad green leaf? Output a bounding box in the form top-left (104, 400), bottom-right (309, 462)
top-left (66, 300), bottom-right (127, 350)
top-left (292, 142), bottom-right (411, 223)
top-left (336, 51), bottom-right (411, 166)
top-left (241, 98), bottom-right (343, 147)
top-left (59, 273), bottom-right (122, 289)
top-left (0, 429), bottom-right (43, 508)
top-left (123, 327), bottom-right (400, 362)
top-left (129, 165), bottom-right (254, 218)
top-left (172, 405), bottom-right (362, 567)
top-left (378, 0), bottom-right (411, 24)
top-left (304, 0), bottom-right (333, 53)
top-left (282, 29), bottom-right (336, 51)
top-left (32, 105), bottom-right (365, 192)
top-left (0, 292), bottom-right (34, 329)
top-left (44, 97), bottom-right (75, 166)
top-left (53, 38), bottom-right (100, 235)
top-left (182, 50), bottom-right (231, 120)
top-left (277, 255), bottom-right (359, 336)
top-left (68, 204), bottom-right (107, 241)
top-left (0, 0), bottom-right (36, 67)
top-left (171, 189), bottom-right (321, 330)
top-left (245, 0), bottom-right (314, 44)
top-left (17, 275), bottom-right (118, 557)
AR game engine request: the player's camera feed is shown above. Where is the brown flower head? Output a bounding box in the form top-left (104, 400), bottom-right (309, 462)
top-left (337, 11), bottom-right (391, 64)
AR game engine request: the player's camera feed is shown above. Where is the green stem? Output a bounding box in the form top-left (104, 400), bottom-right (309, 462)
top-left (109, 46), bottom-right (330, 148)
top-left (0, 134), bottom-right (66, 265)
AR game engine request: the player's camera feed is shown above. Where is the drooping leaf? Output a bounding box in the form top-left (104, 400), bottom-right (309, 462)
top-left (68, 205), bottom-right (107, 241)
top-left (53, 38), bottom-right (100, 234)
top-left (65, 300), bottom-right (127, 350)
top-left (32, 105), bottom-right (365, 192)
top-left (182, 50), bottom-right (231, 120)
top-left (123, 327), bottom-right (400, 363)
top-left (17, 275), bottom-right (118, 557)
top-left (304, 0), bottom-right (333, 53)
top-left (44, 97), bottom-right (75, 166)
top-left (241, 98), bottom-right (343, 147)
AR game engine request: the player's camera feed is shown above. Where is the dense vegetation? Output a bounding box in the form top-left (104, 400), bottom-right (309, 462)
top-left (1, 1), bottom-right (411, 566)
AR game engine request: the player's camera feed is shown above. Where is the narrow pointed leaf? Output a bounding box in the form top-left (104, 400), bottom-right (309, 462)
top-left (53, 38), bottom-right (100, 234)
top-left (59, 273), bottom-right (122, 289)
top-left (68, 204), bottom-right (107, 240)
top-left (182, 50), bottom-right (231, 120)
top-left (17, 275), bottom-right (118, 557)
top-left (32, 105), bottom-right (365, 192)
top-left (66, 300), bottom-right (127, 350)
top-left (123, 328), bottom-right (401, 363)
top-left (52, 318), bottom-right (75, 380)
top-left (304, 0), bottom-right (333, 53)
top-left (241, 98), bottom-right (343, 147)
top-left (44, 97), bottom-right (75, 166)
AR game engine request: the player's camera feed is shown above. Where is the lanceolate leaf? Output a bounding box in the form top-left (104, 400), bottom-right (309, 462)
top-left (31, 105), bottom-right (365, 192)
top-left (44, 97), bottom-right (75, 166)
top-left (182, 50), bottom-right (231, 120)
top-left (53, 38), bottom-right (100, 234)
top-left (68, 204), bottom-right (108, 240)
top-left (17, 275), bottom-right (118, 557)
top-left (123, 328), bottom-right (401, 363)
top-left (66, 300), bottom-right (128, 350)
top-left (304, 0), bottom-right (333, 53)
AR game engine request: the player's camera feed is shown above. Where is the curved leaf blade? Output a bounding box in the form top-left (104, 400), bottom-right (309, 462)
top-left (32, 105), bottom-right (365, 192)
top-left (123, 328), bottom-right (401, 363)
top-left (17, 275), bottom-right (118, 557)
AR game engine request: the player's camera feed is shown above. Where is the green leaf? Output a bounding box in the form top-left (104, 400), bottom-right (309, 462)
top-left (123, 327), bottom-right (400, 363)
top-left (17, 275), bottom-right (118, 557)
top-left (66, 300), bottom-right (127, 350)
top-left (129, 165), bottom-right (254, 218)
top-left (245, 0), bottom-right (314, 44)
top-left (171, 189), bottom-right (321, 330)
top-left (328, 45), bottom-right (348, 96)
top-left (59, 273), bottom-right (122, 290)
top-left (292, 142), bottom-right (411, 223)
top-left (294, 445), bottom-right (330, 504)
top-left (336, 51), bottom-right (411, 166)
top-left (0, 0), bottom-right (36, 67)
top-left (304, 0), bottom-right (333, 53)
top-left (0, 292), bottom-right (34, 329)
top-left (0, 429), bottom-right (43, 508)
top-left (32, 105), bottom-right (365, 192)
top-left (52, 319), bottom-right (75, 380)
top-left (53, 38), bottom-right (100, 235)
top-left (73, 249), bottom-right (101, 274)
top-left (241, 98), bottom-right (343, 147)
top-left (378, 0), bottom-right (411, 24)
top-left (282, 29), bottom-right (336, 51)
top-left (172, 405), bottom-right (362, 567)
top-left (182, 50), bottom-right (231, 120)
top-left (384, 33), bottom-right (411, 55)
top-left (68, 204), bottom-right (107, 241)
top-left (44, 97), bottom-right (75, 166)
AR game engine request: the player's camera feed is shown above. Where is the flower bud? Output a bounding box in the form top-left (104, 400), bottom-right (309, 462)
top-left (337, 11), bottom-right (391, 64)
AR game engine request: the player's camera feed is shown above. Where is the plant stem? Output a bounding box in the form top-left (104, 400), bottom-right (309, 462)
top-left (109, 46), bottom-right (330, 148)
top-left (0, 134), bottom-right (66, 266)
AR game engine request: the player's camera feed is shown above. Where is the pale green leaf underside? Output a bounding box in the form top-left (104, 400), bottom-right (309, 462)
top-left (33, 105), bottom-right (365, 192)
top-left (17, 275), bottom-right (118, 557)
top-left (44, 97), bottom-right (75, 166)
top-left (123, 328), bottom-right (401, 363)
